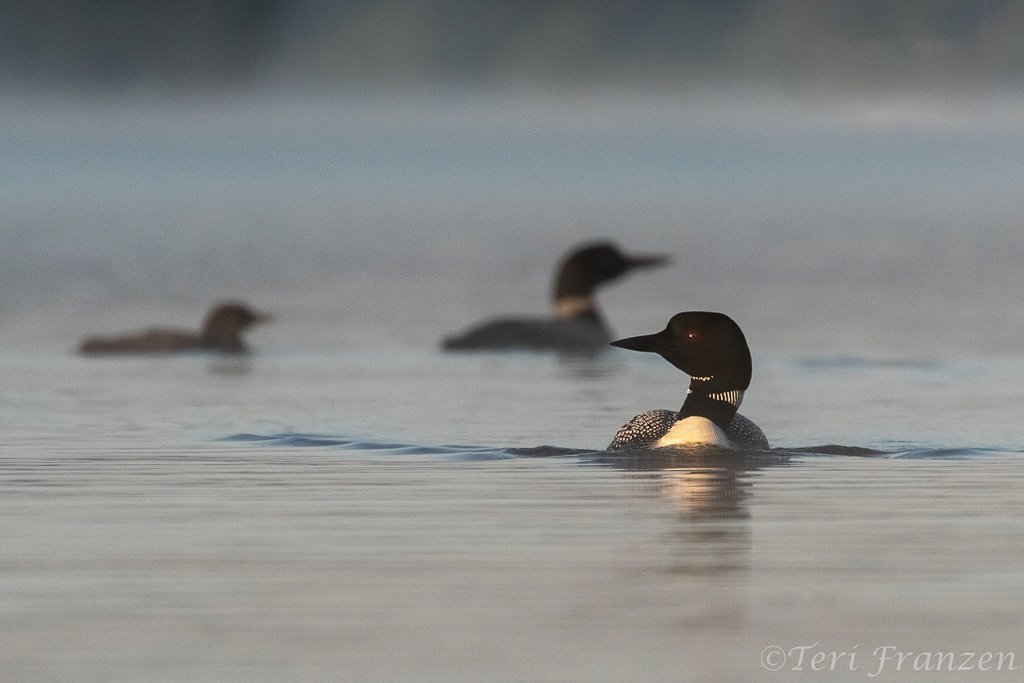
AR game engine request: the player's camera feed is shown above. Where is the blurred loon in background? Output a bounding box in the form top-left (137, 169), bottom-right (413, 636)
top-left (442, 241), bottom-right (668, 352)
top-left (78, 302), bottom-right (271, 355)
top-left (607, 311), bottom-right (769, 450)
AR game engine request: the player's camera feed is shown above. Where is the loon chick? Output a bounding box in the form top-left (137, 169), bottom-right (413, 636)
top-left (78, 303), bottom-right (271, 355)
top-left (442, 241), bottom-right (668, 352)
top-left (607, 311), bottom-right (769, 450)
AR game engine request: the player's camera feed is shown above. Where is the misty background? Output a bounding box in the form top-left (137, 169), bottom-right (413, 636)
top-left (6, 1), bottom-right (1024, 89)
top-left (3, 1), bottom-right (1024, 355)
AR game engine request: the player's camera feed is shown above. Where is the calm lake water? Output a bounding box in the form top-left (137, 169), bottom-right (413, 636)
top-left (3, 344), bottom-right (1024, 682)
top-left (4, 88), bottom-right (1024, 680)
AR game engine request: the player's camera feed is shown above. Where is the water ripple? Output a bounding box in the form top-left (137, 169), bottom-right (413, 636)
top-left (220, 433), bottom-right (515, 459)
top-left (223, 434), bottom-right (1021, 463)
top-left (887, 446), bottom-right (1021, 459)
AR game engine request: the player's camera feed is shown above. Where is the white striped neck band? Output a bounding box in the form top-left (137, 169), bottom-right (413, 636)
top-left (687, 384), bottom-right (745, 408)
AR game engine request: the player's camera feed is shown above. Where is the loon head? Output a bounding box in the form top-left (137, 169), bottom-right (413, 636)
top-left (552, 242), bottom-right (668, 317)
top-left (201, 303), bottom-right (272, 351)
top-left (610, 311), bottom-right (752, 395)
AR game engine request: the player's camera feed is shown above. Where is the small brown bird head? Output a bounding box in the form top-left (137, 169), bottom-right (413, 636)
top-left (201, 303), bottom-right (271, 352)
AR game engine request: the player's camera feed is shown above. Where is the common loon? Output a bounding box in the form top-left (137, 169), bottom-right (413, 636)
top-left (607, 311), bottom-right (769, 450)
top-left (442, 241), bottom-right (668, 352)
top-left (78, 302), bottom-right (271, 355)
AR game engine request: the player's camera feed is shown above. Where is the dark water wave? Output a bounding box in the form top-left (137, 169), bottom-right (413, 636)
top-left (783, 444), bottom-right (885, 457)
top-left (224, 434), bottom-right (1019, 462)
top-left (786, 444), bottom-right (1023, 459)
top-left (221, 433), bottom-right (515, 459)
top-left (886, 446), bottom-right (1021, 459)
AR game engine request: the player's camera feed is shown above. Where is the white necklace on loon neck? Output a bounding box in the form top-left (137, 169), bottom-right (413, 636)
top-left (686, 376), bottom-right (745, 408)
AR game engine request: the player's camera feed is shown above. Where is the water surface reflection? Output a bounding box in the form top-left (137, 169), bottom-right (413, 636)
top-left (584, 449), bottom-right (792, 578)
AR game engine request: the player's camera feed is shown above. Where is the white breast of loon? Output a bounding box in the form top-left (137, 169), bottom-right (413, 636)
top-left (655, 416), bottom-right (734, 448)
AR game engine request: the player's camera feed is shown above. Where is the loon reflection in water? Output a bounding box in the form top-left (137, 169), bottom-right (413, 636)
top-left (442, 241), bottom-right (667, 352)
